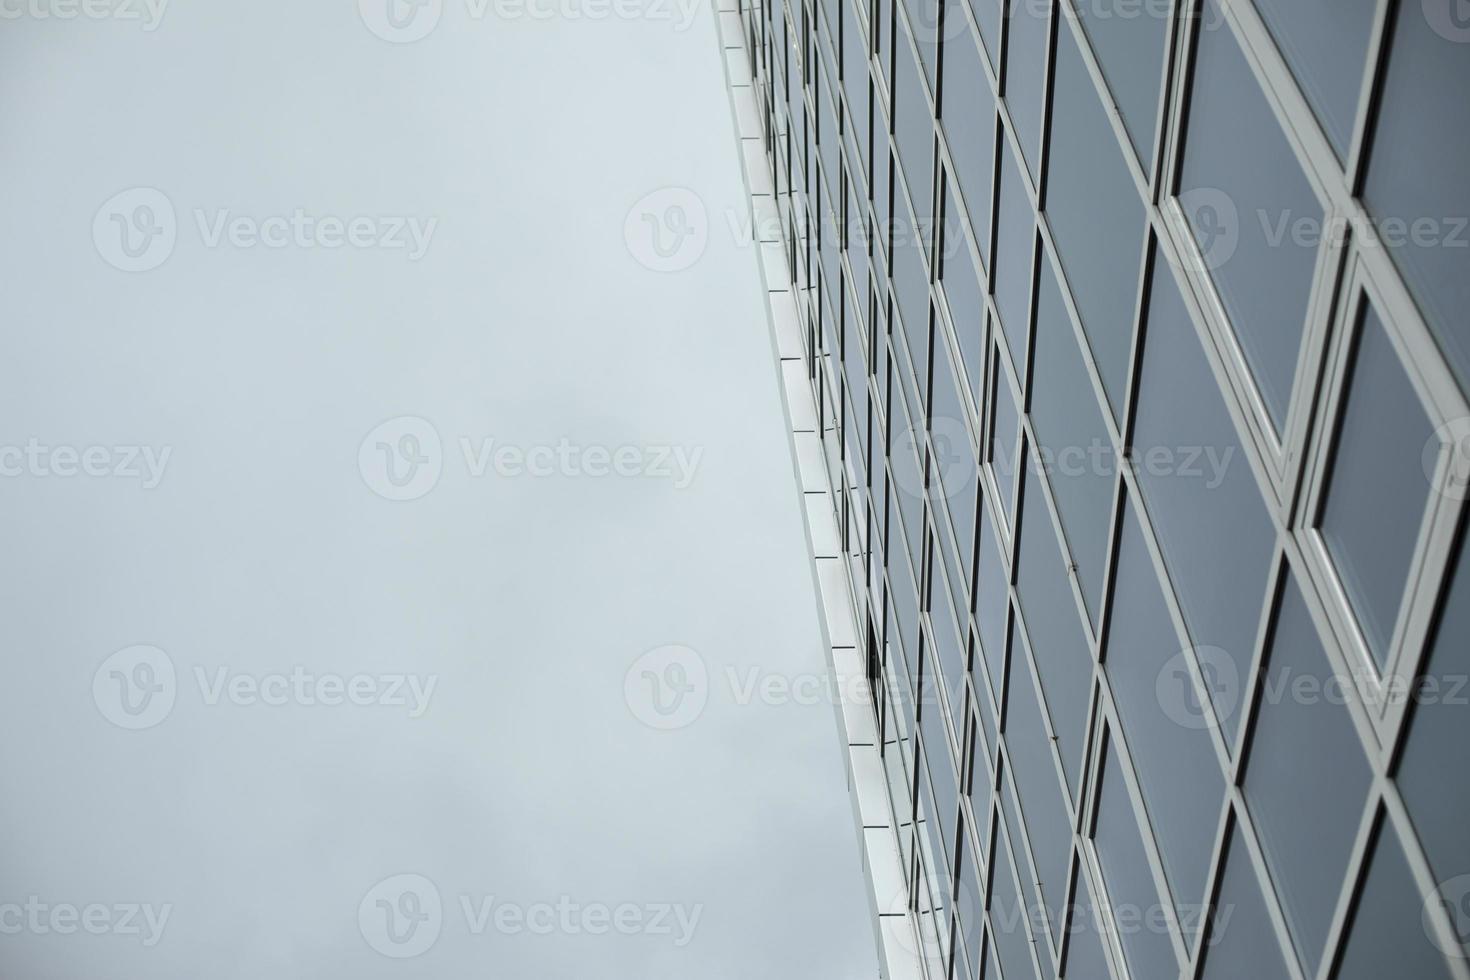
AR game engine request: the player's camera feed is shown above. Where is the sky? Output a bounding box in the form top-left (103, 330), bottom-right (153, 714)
top-left (0, 2), bottom-right (881, 976)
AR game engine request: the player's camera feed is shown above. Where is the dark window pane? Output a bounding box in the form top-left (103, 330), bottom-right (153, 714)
top-left (1029, 252), bottom-right (1114, 624)
top-left (1363, 0), bottom-right (1470, 402)
top-left (1014, 457), bottom-right (1092, 795)
top-left (989, 348), bottom-right (1022, 532)
top-left (990, 821), bottom-right (1041, 980)
top-left (1093, 739), bottom-right (1179, 980)
top-left (1177, 0), bottom-right (1321, 432)
top-left (1198, 827), bottom-right (1293, 980)
top-left (992, 141), bottom-right (1033, 379)
top-left (1073, 0), bottom-right (1168, 163)
top-left (940, 180), bottom-right (986, 402)
top-left (940, 30), bottom-right (996, 272)
top-left (1105, 496), bottom-right (1226, 934)
top-left (1336, 821), bottom-right (1456, 980)
top-left (1003, 0), bottom-right (1049, 181)
top-left (1044, 24), bottom-right (1145, 425)
top-left (1005, 645), bottom-right (1075, 948)
top-left (1244, 569), bottom-right (1373, 976)
top-left (1132, 254), bottom-right (1274, 751)
top-left (974, 504), bottom-right (1008, 701)
top-left (1252, 0), bottom-right (1375, 159)
top-left (1318, 299), bottom-right (1432, 668)
top-left (894, 13), bottom-right (935, 222)
top-left (1397, 530), bottom-right (1470, 937)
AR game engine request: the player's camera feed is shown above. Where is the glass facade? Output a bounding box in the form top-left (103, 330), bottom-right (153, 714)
top-left (729, 0), bottom-right (1470, 977)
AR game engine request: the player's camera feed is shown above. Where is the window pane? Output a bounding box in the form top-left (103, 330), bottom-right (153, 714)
top-left (1243, 569), bottom-right (1373, 976)
top-left (940, 28), bottom-right (996, 272)
top-left (939, 181), bottom-right (985, 402)
top-left (894, 13), bottom-right (935, 223)
top-left (969, 0), bottom-right (1000, 65)
top-left (1397, 530), bottom-right (1470, 932)
top-left (1177, 0), bottom-right (1321, 432)
top-left (1132, 253), bottom-right (1274, 751)
top-left (1072, 0), bottom-right (1168, 163)
top-left (1029, 252), bottom-right (1115, 624)
top-left (1002, 0), bottom-right (1049, 181)
top-left (1252, 0), bottom-right (1375, 159)
top-left (1093, 739), bottom-right (1179, 980)
top-left (1336, 821), bottom-right (1456, 980)
top-left (990, 821), bottom-right (1041, 980)
top-left (1005, 646), bottom-right (1074, 948)
top-left (974, 504), bottom-right (1008, 700)
top-left (1199, 826), bottom-right (1293, 980)
top-left (1105, 495), bottom-right (1226, 934)
top-left (989, 349), bottom-right (1022, 532)
top-left (1318, 299), bottom-right (1432, 668)
top-left (956, 826), bottom-right (984, 974)
top-left (1044, 24), bottom-right (1145, 425)
top-left (843, 0), bottom-right (872, 169)
top-left (1065, 870), bottom-right (1113, 980)
top-left (992, 141), bottom-right (1033, 379)
top-left (1362, 0), bottom-right (1470, 400)
top-left (1014, 456), bottom-right (1092, 795)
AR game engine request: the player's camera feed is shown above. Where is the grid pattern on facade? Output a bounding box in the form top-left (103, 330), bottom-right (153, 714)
top-left (732, 0), bottom-right (1470, 977)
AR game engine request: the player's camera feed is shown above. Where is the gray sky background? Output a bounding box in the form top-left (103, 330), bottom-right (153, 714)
top-left (0, 2), bottom-right (881, 976)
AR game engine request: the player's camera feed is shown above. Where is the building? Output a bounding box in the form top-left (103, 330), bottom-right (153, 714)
top-left (716, 0), bottom-right (1470, 977)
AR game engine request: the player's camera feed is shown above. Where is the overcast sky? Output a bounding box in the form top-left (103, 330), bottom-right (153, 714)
top-left (0, 3), bottom-right (880, 976)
